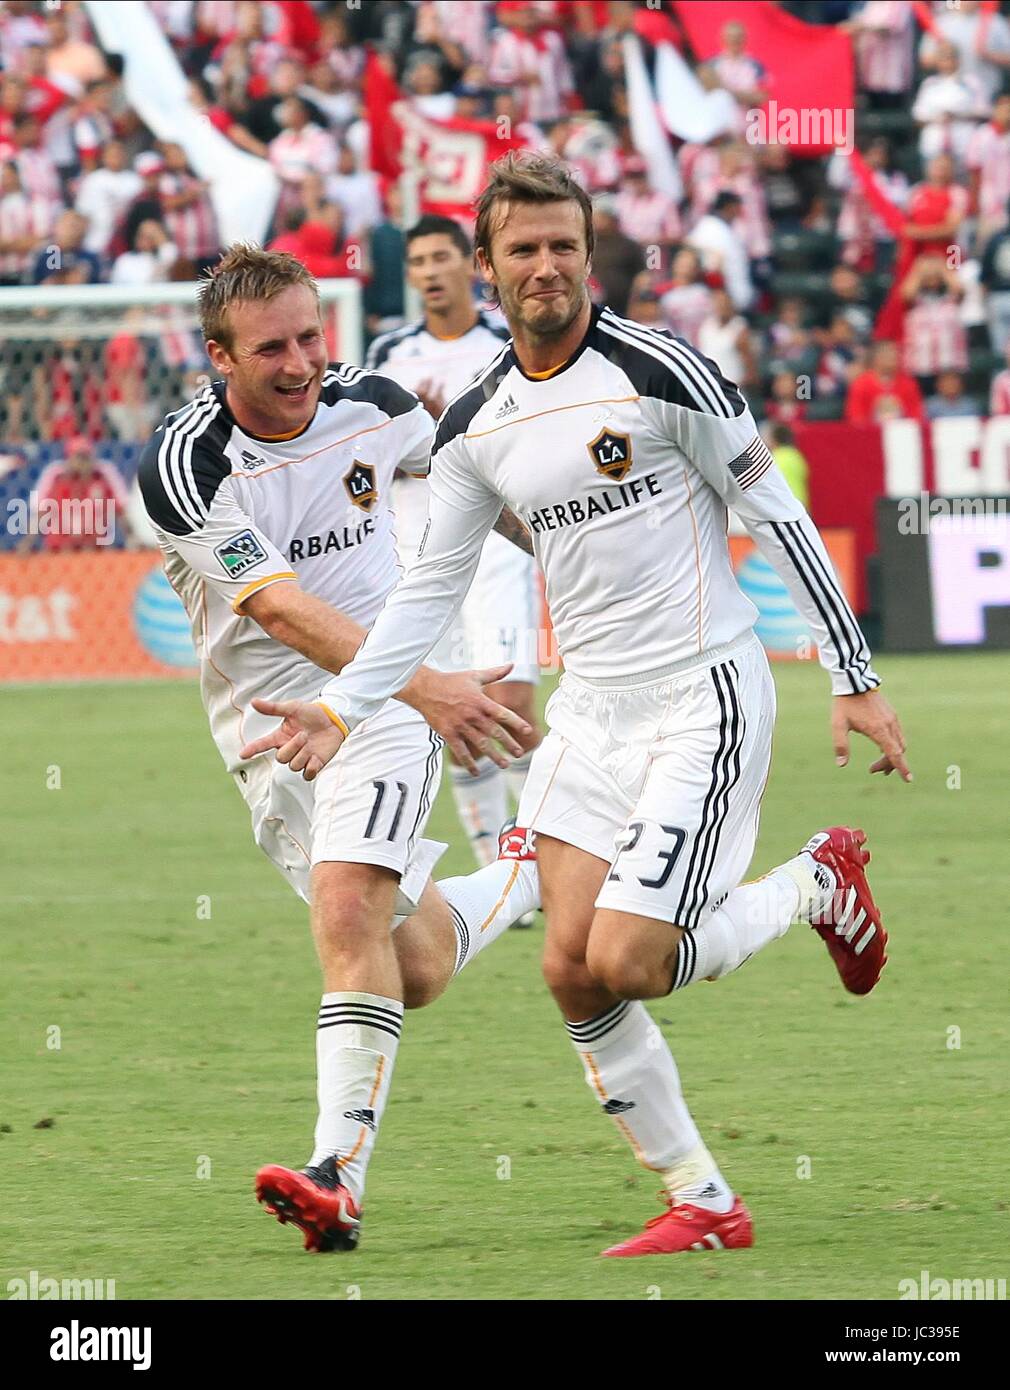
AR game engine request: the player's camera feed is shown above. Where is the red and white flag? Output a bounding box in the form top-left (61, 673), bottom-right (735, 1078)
top-left (364, 49), bottom-right (528, 221)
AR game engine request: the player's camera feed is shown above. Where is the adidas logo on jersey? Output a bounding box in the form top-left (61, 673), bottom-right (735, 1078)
top-left (602, 1098), bottom-right (636, 1115)
top-left (494, 393), bottom-right (519, 419)
top-left (343, 1108), bottom-right (377, 1131)
top-left (239, 450), bottom-right (266, 471)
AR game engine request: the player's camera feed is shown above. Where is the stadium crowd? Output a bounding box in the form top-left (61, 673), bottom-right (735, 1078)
top-left (4, 0), bottom-right (1010, 538)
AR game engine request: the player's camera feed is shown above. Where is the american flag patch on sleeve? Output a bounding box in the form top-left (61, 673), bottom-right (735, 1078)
top-left (728, 436), bottom-right (774, 491)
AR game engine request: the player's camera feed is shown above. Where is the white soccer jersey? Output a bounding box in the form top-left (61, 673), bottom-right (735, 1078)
top-left (137, 365), bottom-right (433, 771)
top-left (319, 306), bottom-right (879, 732)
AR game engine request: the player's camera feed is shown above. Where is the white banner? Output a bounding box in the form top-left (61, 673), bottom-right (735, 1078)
top-left (654, 41), bottom-right (737, 146)
top-left (84, 0), bottom-right (279, 245)
top-left (621, 35), bottom-right (682, 201)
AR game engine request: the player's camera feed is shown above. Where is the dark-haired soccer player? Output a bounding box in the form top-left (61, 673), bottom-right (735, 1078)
top-left (246, 154), bottom-right (909, 1258)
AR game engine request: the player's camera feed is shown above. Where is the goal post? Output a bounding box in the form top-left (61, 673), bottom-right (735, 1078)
top-left (0, 276), bottom-right (362, 683)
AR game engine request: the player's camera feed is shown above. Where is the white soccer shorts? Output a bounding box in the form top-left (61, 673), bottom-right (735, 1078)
top-left (517, 635), bottom-right (775, 927)
top-left (237, 699), bottom-right (445, 913)
top-left (393, 477), bottom-right (541, 685)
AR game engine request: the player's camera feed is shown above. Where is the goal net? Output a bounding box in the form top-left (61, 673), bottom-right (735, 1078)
top-left (0, 278), bottom-right (362, 682)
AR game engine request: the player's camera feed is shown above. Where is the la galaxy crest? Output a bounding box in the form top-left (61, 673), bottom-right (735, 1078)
top-left (588, 428), bottom-right (632, 482)
top-left (344, 459), bottom-right (377, 511)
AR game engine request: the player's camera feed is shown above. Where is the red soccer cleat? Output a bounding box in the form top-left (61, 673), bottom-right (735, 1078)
top-left (255, 1157), bottom-right (361, 1252)
top-left (602, 1195), bottom-right (754, 1257)
top-left (803, 827), bottom-right (888, 996)
top-left (497, 820), bottom-right (537, 862)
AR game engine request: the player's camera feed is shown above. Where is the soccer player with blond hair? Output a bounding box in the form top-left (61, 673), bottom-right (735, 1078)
top-left (138, 245), bottom-right (539, 1253)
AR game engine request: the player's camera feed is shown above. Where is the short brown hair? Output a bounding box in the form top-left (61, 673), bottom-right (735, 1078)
top-left (198, 243), bottom-right (319, 351)
top-left (473, 151), bottom-right (594, 267)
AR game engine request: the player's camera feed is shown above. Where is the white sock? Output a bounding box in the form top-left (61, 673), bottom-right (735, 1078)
top-left (504, 747), bottom-right (534, 810)
top-left (450, 757), bottom-right (508, 867)
top-left (670, 868), bottom-right (807, 989)
top-left (565, 1000), bottom-right (733, 1212)
top-left (439, 857), bottom-right (540, 975)
top-left (308, 991), bottom-right (402, 1205)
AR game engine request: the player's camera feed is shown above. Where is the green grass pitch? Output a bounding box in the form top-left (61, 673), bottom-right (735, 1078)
top-left (2, 654), bottom-right (1008, 1301)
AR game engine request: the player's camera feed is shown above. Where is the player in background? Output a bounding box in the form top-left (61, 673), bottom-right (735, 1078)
top-left (366, 215), bottom-right (543, 880)
top-left (137, 246), bottom-right (538, 1254)
top-left (246, 154), bottom-right (913, 1258)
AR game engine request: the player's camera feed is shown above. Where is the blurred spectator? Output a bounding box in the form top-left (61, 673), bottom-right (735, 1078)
top-left (844, 1), bottom-right (915, 111)
top-left (687, 190), bottom-right (754, 311)
top-left (268, 205), bottom-right (363, 280)
top-left (710, 20), bottom-right (769, 118)
top-left (75, 140), bottom-right (140, 259)
top-left (900, 254), bottom-right (967, 379)
top-left (980, 202), bottom-right (1010, 349)
top-left (831, 138), bottom-right (908, 271)
top-left (491, 87), bottom-right (546, 148)
top-left (403, 54), bottom-right (457, 120)
top-left (315, 8), bottom-right (367, 88)
top-left (903, 153), bottom-right (969, 262)
top-left (614, 157), bottom-right (681, 255)
top-left (363, 184), bottom-right (406, 336)
top-left (911, 42), bottom-right (988, 167)
top-left (73, 78), bottom-right (117, 173)
top-left (768, 297), bottom-right (813, 366)
top-left (31, 208), bottom-right (100, 284)
top-left (766, 369), bottom-right (808, 425)
top-left (767, 423), bottom-right (809, 508)
top-left (845, 339), bottom-right (925, 423)
top-left (111, 218), bottom-right (178, 286)
top-left (919, 0), bottom-right (1010, 109)
top-left (659, 246), bottom-right (712, 345)
top-left (104, 306), bottom-right (151, 442)
top-left (158, 142), bottom-right (220, 274)
top-left (11, 112), bottom-right (61, 207)
top-left (32, 435), bottom-right (130, 551)
top-left (758, 144), bottom-right (812, 231)
top-left (324, 144), bottom-right (382, 240)
top-left (241, 60), bottom-right (327, 149)
top-left (815, 312), bottom-right (863, 399)
top-left (0, 2), bottom-right (48, 72)
top-left (826, 264), bottom-right (874, 341)
top-left (44, 8), bottom-right (107, 87)
top-left (966, 93), bottom-right (1010, 250)
top-left (697, 287), bottom-right (757, 388)
top-left (402, 1), bottom-right (467, 91)
top-left (268, 97), bottom-right (337, 219)
top-left (988, 340), bottom-right (1010, 412)
top-left (625, 275), bottom-right (663, 327)
top-left (590, 195), bottom-right (645, 315)
top-left (487, 1), bottom-right (575, 123)
top-left (926, 369), bottom-right (980, 418)
top-left (0, 158), bottom-right (54, 283)
top-left (551, 113), bottom-right (621, 193)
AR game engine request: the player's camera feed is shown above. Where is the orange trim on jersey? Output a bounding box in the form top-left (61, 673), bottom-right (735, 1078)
top-left (231, 570), bottom-right (298, 613)
top-left (465, 395), bottom-right (638, 439)
top-left (227, 415), bottom-right (399, 480)
top-left (200, 580), bottom-right (247, 747)
top-left (526, 358), bottom-right (570, 380)
top-left (314, 702), bottom-right (350, 737)
top-left (256, 422), bottom-right (312, 441)
top-left (681, 464), bottom-right (704, 654)
top-left (479, 860), bottom-right (520, 932)
top-left (427, 319), bottom-right (479, 342)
